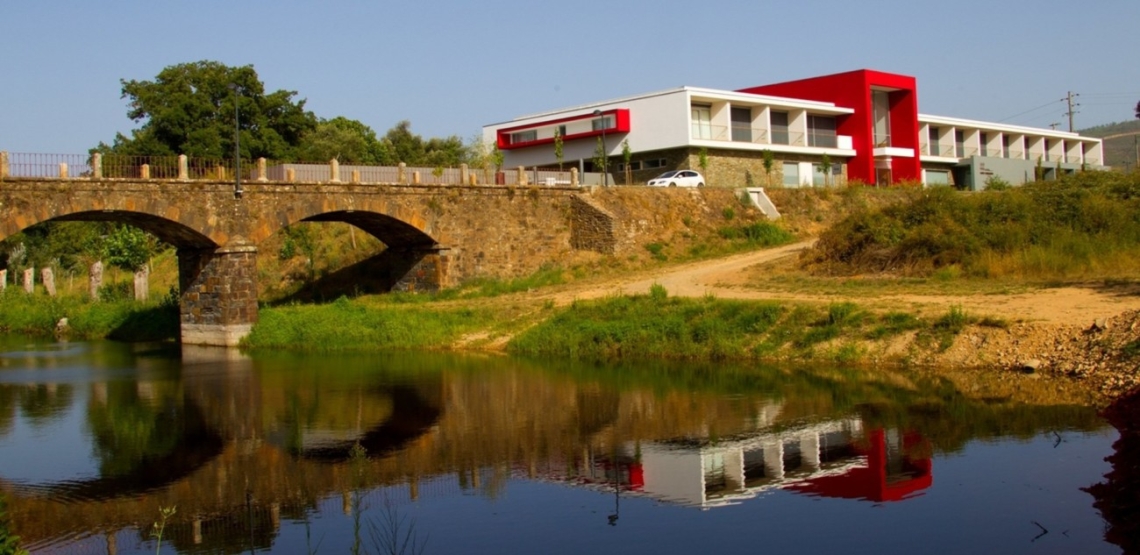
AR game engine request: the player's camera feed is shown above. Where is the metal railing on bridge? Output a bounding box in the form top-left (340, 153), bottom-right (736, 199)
top-left (0, 151), bottom-right (594, 187)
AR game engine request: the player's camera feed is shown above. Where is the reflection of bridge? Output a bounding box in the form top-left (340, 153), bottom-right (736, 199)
top-left (0, 154), bottom-right (620, 346)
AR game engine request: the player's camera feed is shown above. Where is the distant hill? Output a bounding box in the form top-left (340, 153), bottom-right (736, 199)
top-left (1080, 120), bottom-right (1140, 170)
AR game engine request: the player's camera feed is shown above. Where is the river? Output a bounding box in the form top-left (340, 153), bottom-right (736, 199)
top-left (0, 335), bottom-right (1131, 554)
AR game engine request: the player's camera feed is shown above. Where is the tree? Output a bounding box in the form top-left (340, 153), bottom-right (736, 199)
top-left (94, 61), bottom-right (318, 160)
top-left (554, 128), bottom-right (564, 172)
top-left (1135, 100), bottom-right (1140, 120)
top-left (819, 154), bottom-right (832, 187)
top-left (593, 137), bottom-right (606, 179)
top-left (761, 149), bottom-right (775, 186)
top-left (104, 225), bottom-right (157, 273)
top-left (379, 120), bottom-right (468, 167)
top-left (296, 117), bottom-right (389, 164)
top-left (622, 139), bottom-right (633, 185)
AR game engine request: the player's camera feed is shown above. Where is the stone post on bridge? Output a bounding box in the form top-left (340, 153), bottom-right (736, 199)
top-left (178, 245), bottom-right (259, 347)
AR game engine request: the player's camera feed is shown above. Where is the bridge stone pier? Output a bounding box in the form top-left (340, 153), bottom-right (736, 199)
top-left (0, 174), bottom-right (624, 347)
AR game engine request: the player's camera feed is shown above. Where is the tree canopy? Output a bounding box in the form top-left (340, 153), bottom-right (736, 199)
top-left (94, 60), bottom-right (478, 168)
top-left (95, 61), bottom-right (318, 160)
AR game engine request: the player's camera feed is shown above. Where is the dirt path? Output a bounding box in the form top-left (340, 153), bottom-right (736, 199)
top-left (547, 240), bottom-right (1140, 326)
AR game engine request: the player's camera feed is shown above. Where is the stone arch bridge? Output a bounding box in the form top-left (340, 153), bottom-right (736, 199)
top-left (0, 177), bottom-right (618, 346)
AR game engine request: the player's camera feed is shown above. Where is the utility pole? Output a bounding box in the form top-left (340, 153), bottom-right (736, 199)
top-left (1062, 91), bottom-right (1080, 132)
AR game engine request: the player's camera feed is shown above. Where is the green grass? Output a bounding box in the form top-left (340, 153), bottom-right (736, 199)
top-left (804, 171), bottom-right (1140, 280)
top-left (507, 286), bottom-right (972, 363)
top-left (242, 295), bottom-right (494, 351)
top-left (0, 288), bottom-right (179, 341)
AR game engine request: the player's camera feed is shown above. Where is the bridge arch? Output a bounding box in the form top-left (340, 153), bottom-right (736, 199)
top-left (25, 210), bottom-right (218, 250)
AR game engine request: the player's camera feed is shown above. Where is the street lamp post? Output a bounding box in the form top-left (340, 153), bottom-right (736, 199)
top-left (230, 83), bottom-right (243, 198)
top-left (593, 109), bottom-right (608, 186)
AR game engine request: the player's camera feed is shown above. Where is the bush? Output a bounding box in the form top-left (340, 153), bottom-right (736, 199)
top-left (803, 172), bottom-right (1140, 279)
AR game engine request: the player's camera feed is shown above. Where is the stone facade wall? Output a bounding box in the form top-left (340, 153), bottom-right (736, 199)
top-left (569, 194), bottom-right (617, 254)
top-left (621, 147), bottom-right (847, 188)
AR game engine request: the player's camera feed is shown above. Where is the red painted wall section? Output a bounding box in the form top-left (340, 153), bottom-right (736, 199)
top-left (739, 69), bottom-right (921, 185)
top-left (497, 109), bottom-right (630, 150)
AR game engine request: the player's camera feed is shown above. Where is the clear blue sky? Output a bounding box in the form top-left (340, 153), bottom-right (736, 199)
top-left (3, 0), bottom-right (1138, 154)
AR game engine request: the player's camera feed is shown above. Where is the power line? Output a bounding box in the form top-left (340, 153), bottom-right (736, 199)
top-left (998, 98), bottom-right (1065, 123)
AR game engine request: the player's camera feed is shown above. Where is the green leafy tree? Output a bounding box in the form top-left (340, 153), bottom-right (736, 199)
top-left (104, 225), bottom-right (156, 273)
top-left (93, 60), bottom-right (318, 160)
top-left (762, 149), bottom-right (775, 186)
top-left (296, 117), bottom-right (390, 164)
top-left (622, 139), bottom-right (632, 185)
top-left (554, 128), bottom-right (564, 172)
top-left (820, 154), bottom-right (832, 187)
top-left (379, 120), bottom-right (468, 167)
top-left (593, 137), bottom-right (606, 181)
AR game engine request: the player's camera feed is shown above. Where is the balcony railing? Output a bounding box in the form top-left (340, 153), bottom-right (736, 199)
top-left (696, 125), bottom-right (808, 147)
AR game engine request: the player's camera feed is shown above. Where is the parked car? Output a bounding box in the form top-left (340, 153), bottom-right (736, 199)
top-left (647, 170), bottom-right (704, 188)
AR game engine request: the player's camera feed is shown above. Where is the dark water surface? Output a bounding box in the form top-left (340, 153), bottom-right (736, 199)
top-left (0, 336), bottom-right (1130, 554)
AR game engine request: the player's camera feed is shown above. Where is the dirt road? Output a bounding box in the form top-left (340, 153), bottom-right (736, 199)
top-left (550, 240), bottom-right (1140, 327)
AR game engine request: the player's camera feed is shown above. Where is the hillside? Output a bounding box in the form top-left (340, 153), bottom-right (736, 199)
top-left (1081, 119), bottom-right (1140, 169)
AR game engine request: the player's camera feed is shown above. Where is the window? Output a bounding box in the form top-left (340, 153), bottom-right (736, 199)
top-left (782, 161), bottom-right (799, 187)
top-left (872, 90), bottom-right (891, 147)
top-left (592, 116), bottom-right (613, 131)
top-left (926, 170), bottom-right (951, 186)
top-left (731, 107), bottom-right (752, 142)
top-left (955, 130), bottom-right (965, 157)
top-left (691, 105), bottom-right (712, 140)
top-left (980, 132), bottom-right (989, 157)
top-left (807, 115), bottom-right (837, 148)
top-left (510, 130), bottom-right (537, 144)
top-left (928, 127), bottom-right (940, 156)
top-left (1002, 135), bottom-right (1010, 158)
top-left (771, 111), bottom-right (790, 145)
top-left (643, 158), bottom-right (666, 169)
top-left (556, 125), bottom-right (567, 137)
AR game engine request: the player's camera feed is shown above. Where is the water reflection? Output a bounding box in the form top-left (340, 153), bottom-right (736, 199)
top-left (0, 337), bottom-right (1124, 554)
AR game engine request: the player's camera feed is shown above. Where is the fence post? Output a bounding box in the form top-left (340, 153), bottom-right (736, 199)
top-left (178, 155), bottom-right (189, 181)
top-left (517, 166), bottom-right (527, 186)
top-left (257, 158), bottom-right (268, 182)
top-left (571, 167), bottom-right (579, 187)
top-left (217, 165), bottom-right (226, 180)
top-left (351, 170), bottom-right (360, 184)
top-left (140, 164), bottom-right (151, 179)
top-left (398, 162), bottom-right (407, 184)
top-left (330, 159), bottom-right (341, 183)
top-left (0, 269), bottom-right (6, 291)
top-left (459, 163), bottom-right (469, 186)
top-left (58, 163), bottom-right (68, 179)
top-left (23, 268), bottom-right (34, 294)
top-left (412, 171), bottom-right (421, 185)
top-left (92, 152), bottom-right (103, 179)
top-left (0, 151), bottom-right (8, 180)
top-left (41, 268), bottom-right (56, 297)
top-left (286, 168), bottom-right (296, 182)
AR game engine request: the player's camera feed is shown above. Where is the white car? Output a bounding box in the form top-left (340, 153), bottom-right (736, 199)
top-left (647, 170), bottom-right (704, 187)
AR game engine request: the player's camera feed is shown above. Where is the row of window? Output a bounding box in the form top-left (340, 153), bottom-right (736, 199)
top-left (691, 105), bottom-right (838, 148)
top-left (925, 126), bottom-right (1088, 161)
top-left (617, 158), bottom-right (668, 172)
top-left (508, 116), bottom-right (615, 146)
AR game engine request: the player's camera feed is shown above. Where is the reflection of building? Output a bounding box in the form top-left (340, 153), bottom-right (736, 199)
top-left (546, 417), bottom-right (932, 509)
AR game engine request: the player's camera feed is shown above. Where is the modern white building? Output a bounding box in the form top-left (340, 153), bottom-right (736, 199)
top-left (483, 69), bottom-right (1106, 189)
